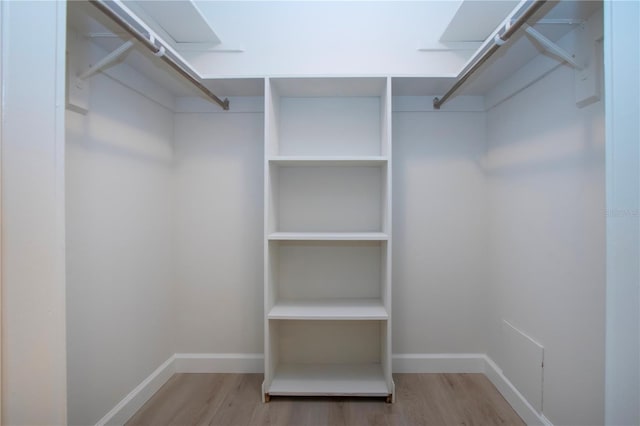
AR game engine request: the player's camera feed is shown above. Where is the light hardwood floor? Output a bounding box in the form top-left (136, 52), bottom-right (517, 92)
top-left (126, 373), bottom-right (525, 426)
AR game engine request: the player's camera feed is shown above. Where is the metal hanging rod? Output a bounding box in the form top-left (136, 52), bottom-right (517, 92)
top-left (433, 0), bottom-right (548, 110)
top-left (88, 0), bottom-right (230, 111)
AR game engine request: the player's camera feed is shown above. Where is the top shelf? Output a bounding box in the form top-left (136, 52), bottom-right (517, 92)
top-left (271, 77), bottom-right (387, 97)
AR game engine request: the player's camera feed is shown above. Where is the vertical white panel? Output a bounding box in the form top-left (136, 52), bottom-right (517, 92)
top-left (383, 77), bottom-right (393, 396)
top-left (263, 78), bottom-right (274, 393)
top-left (604, 1), bottom-right (640, 425)
top-left (1, 1), bottom-right (67, 424)
top-left (0, 2), bottom-right (4, 421)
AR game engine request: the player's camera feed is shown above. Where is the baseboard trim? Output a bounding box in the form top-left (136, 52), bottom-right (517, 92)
top-left (483, 356), bottom-right (553, 426)
top-left (95, 355), bottom-right (176, 426)
top-left (392, 353), bottom-right (486, 373)
top-left (174, 353), bottom-right (264, 373)
top-left (95, 352), bottom-right (553, 426)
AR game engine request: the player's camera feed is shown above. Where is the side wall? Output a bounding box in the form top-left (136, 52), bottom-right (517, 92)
top-left (486, 64), bottom-right (605, 425)
top-left (392, 103), bottom-right (489, 355)
top-left (65, 41), bottom-right (175, 425)
top-left (1, 2), bottom-right (67, 424)
top-left (173, 101), bottom-right (264, 354)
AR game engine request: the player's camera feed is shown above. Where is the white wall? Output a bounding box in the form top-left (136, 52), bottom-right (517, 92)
top-left (392, 107), bottom-right (489, 354)
top-left (486, 64), bottom-right (605, 425)
top-left (1, 2), bottom-right (67, 424)
top-left (604, 1), bottom-right (640, 424)
top-left (189, 1), bottom-right (470, 77)
top-left (65, 41), bottom-right (175, 425)
top-left (173, 108), bottom-right (264, 354)
top-left (170, 101), bottom-right (490, 359)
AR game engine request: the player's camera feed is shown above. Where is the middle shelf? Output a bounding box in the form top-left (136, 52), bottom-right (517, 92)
top-left (268, 298), bottom-right (388, 320)
top-left (268, 156), bottom-right (387, 166)
top-left (268, 232), bottom-right (388, 241)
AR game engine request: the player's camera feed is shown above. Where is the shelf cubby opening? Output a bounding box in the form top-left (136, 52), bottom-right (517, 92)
top-left (265, 320), bottom-right (390, 396)
top-left (268, 164), bottom-right (387, 233)
top-left (266, 240), bottom-right (386, 306)
top-left (267, 77), bottom-right (389, 157)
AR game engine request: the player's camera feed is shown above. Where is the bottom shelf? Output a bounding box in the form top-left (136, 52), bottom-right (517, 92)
top-left (268, 363), bottom-right (389, 397)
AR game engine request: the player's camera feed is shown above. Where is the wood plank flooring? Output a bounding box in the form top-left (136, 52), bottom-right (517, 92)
top-left (126, 373), bottom-right (525, 426)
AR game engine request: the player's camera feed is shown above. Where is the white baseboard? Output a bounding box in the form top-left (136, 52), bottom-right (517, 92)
top-left (95, 352), bottom-right (553, 426)
top-left (174, 353), bottom-right (264, 373)
top-left (392, 353), bottom-right (486, 373)
top-left (95, 355), bottom-right (176, 426)
top-left (483, 356), bottom-right (553, 426)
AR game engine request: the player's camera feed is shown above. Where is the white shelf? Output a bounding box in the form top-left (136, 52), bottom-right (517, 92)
top-left (268, 232), bottom-right (388, 241)
top-left (271, 77), bottom-right (387, 97)
top-left (268, 363), bottom-right (389, 397)
top-left (269, 156), bottom-right (387, 166)
top-left (268, 299), bottom-right (388, 320)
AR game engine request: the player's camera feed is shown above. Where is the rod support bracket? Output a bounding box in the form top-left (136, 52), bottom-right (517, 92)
top-left (433, 97), bottom-right (441, 110)
top-left (78, 40), bottom-right (135, 80)
top-left (524, 24), bottom-right (583, 69)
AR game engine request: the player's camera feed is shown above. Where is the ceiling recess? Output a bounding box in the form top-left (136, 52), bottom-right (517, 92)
top-left (130, 0), bottom-right (220, 44)
top-left (440, 0), bottom-right (520, 41)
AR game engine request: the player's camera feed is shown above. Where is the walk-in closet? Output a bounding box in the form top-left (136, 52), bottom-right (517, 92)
top-left (1, 0), bottom-right (638, 425)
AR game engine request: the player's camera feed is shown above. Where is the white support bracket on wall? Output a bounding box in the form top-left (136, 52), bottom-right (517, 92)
top-left (78, 40), bottom-right (134, 80)
top-left (523, 24), bottom-right (583, 69)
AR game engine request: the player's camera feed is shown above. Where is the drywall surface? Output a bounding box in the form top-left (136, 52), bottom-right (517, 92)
top-left (392, 110), bottom-right (489, 354)
top-left (189, 1), bottom-right (470, 77)
top-left (1, 1), bottom-right (67, 424)
top-left (173, 111), bottom-right (264, 353)
top-left (172, 105), bottom-right (489, 358)
top-left (65, 54), bottom-right (175, 425)
top-left (486, 65), bottom-right (605, 425)
top-left (604, 1), bottom-right (640, 424)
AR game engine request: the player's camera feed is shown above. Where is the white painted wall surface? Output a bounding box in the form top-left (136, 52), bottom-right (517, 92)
top-left (172, 104), bottom-right (490, 358)
top-left (173, 111), bottom-right (264, 353)
top-left (1, 1), bottom-right (67, 424)
top-left (392, 109), bottom-right (489, 354)
top-left (65, 42), bottom-right (175, 425)
top-left (604, 1), bottom-right (640, 424)
top-left (189, 1), bottom-right (469, 77)
top-left (486, 65), bottom-right (605, 425)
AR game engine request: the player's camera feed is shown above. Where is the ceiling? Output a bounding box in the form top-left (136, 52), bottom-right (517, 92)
top-left (67, 0), bottom-right (602, 99)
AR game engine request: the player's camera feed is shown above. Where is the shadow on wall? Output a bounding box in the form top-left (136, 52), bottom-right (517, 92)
top-left (65, 73), bottom-right (174, 167)
top-left (484, 64), bottom-right (604, 178)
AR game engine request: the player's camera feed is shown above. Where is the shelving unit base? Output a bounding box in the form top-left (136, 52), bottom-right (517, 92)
top-left (266, 363), bottom-right (391, 398)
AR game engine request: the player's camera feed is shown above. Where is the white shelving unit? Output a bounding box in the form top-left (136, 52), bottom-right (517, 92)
top-left (263, 77), bottom-right (394, 402)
